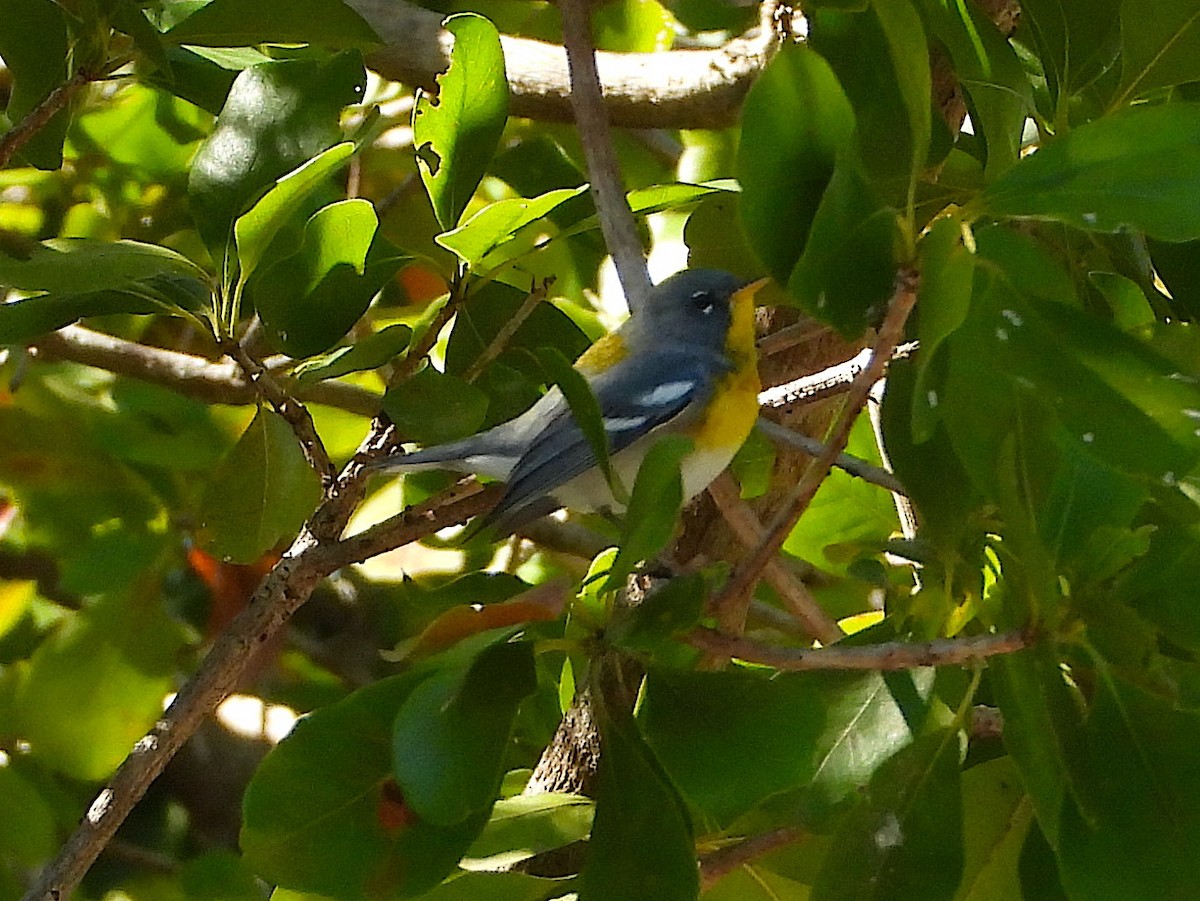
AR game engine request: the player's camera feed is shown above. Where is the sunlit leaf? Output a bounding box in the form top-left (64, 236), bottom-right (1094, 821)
top-left (413, 14), bottom-right (509, 230)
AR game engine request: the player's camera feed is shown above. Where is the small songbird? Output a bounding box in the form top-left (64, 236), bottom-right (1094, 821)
top-left (372, 269), bottom-right (766, 531)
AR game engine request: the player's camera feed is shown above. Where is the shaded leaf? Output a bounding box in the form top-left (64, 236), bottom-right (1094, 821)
top-left (382, 365), bottom-right (489, 446)
top-left (1116, 0), bottom-right (1200, 101)
top-left (197, 409), bottom-right (322, 564)
top-left (1058, 675), bottom-right (1200, 900)
top-left (578, 694), bottom-right (698, 901)
top-left (981, 104), bottom-right (1200, 242)
top-left (165, 0), bottom-right (380, 47)
top-left (393, 641), bottom-right (537, 826)
top-left (242, 672), bottom-right (490, 900)
top-left (292, 323), bottom-right (412, 385)
top-left (1019, 0), bottom-right (1120, 103)
top-left (188, 52), bottom-right (366, 261)
top-left (812, 730), bottom-right (964, 901)
top-left (253, 199), bottom-right (407, 357)
top-left (738, 45), bottom-right (855, 284)
top-left (463, 792), bottom-right (594, 871)
top-left (0, 0), bottom-right (69, 169)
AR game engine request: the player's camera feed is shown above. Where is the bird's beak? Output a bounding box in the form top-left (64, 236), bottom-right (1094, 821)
top-left (736, 276), bottom-right (770, 299)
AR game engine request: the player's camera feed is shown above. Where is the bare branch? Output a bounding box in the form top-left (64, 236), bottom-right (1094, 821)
top-left (713, 269), bottom-right (920, 616)
top-left (0, 71), bottom-right (89, 169)
top-left (559, 0), bottom-right (651, 309)
top-left (757, 341), bottom-right (919, 410)
top-left (684, 628), bottom-right (1030, 671)
top-left (30, 325), bottom-right (381, 416)
top-left (706, 473), bottom-right (842, 643)
top-left (700, 827), bottom-right (806, 891)
top-left (756, 417), bottom-right (907, 495)
top-left (221, 339), bottom-right (336, 486)
top-left (347, 0), bottom-right (779, 130)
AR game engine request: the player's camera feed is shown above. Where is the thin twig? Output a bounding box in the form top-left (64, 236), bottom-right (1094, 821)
top-left (0, 71), bottom-right (89, 169)
top-left (706, 473), bottom-right (842, 643)
top-left (711, 270), bottom-right (920, 618)
top-left (221, 339), bottom-right (337, 487)
top-left (758, 341), bottom-right (919, 410)
top-left (19, 482), bottom-right (494, 901)
top-left (699, 827), bottom-right (806, 891)
top-left (756, 418), bottom-right (907, 495)
top-left (558, 0), bottom-right (651, 311)
top-left (462, 279), bottom-right (551, 383)
top-left (30, 325), bottom-right (381, 415)
top-left (684, 628), bottom-right (1030, 671)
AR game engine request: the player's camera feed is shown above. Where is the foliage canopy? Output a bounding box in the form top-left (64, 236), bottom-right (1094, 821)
top-left (2, 0), bottom-right (1200, 900)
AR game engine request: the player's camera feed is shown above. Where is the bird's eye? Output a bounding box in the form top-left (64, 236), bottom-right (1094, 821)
top-left (690, 290), bottom-right (715, 314)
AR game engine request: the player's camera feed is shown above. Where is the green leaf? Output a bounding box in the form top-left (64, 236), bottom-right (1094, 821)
top-left (953, 757), bottom-right (1032, 901)
top-left (1115, 523), bottom-right (1200, 654)
top-left (981, 103), bottom-right (1200, 242)
top-left (413, 14), bottom-right (509, 230)
top-left (0, 765), bottom-right (56, 866)
top-left (1019, 0), bottom-right (1120, 104)
top-left (603, 436), bottom-right (690, 592)
top-left (911, 217), bottom-right (974, 442)
top-left (463, 792), bottom-right (594, 870)
top-left (989, 647), bottom-right (1084, 848)
top-left (786, 163), bottom-right (901, 336)
top-left (593, 0), bottom-right (676, 52)
top-left (197, 409), bottom-right (322, 564)
top-left (292, 323), bottom-right (413, 385)
top-left (738, 45), bottom-right (855, 284)
top-left (1116, 0), bottom-right (1200, 102)
top-left (578, 695), bottom-right (698, 901)
top-left (610, 572), bottom-right (707, 652)
top-left (188, 52), bottom-right (366, 262)
top-left (234, 143), bottom-right (357, 283)
top-left (436, 186), bottom-right (589, 268)
top-left (242, 672), bottom-right (491, 900)
top-left (0, 240), bottom-right (209, 342)
top-left (812, 730), bottom-right (964, 901)
top-left (1057, 675), bottom-right (1200, 900)
top-left (1147, 237), bottom-right (1200, 321)
top-left (165, 0), bottom-right (380, 47)
top-left (0, 0), bottom-right (69, 169)
top-left (16, 611), bottom-right (175, 780)
top-left (640, 668), bottom-right (933, 823)
top-left (253, 199), bottom-right (407, 356)
top-left (809, 0), bottom-right (931, 199)
top-left (918, 0), bottom-right (1031, 177)
top-left (393, 641), bottom-right (536, 826)
top-left (382, 365), bottom-right (490, 446)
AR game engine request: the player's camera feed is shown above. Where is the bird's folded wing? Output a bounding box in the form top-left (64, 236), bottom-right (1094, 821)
top-left (490, 349), bottom-right (727, 522)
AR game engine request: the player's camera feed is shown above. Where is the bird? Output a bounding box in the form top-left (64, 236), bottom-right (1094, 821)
top-left (372, 269), bottom-right (766, 532)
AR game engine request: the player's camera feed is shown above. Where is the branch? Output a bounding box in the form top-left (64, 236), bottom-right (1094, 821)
top-left (699, 827), bottom-right (805, 891)
top-left (684, 628), bottom-right (1030, 671)
top-left (222, 339), bottom-right (336, 487)
top-left (0, 71), bottom-right (88, 169)
top-left (30, 325), bottom-right (381, 416)
top-left (706, 473), bottom-right (842, 643)
top-left (757, 341), bottom-right (919, 410)
top-left (712, 269), bottom-right (920, 616)
top-left (559, 0), bottom-right (651, 309)
top-left (20, 480), bottom-right (493, 901)
top-left (756, 417), bottom-right (907, 495)
top-left (346, 0), bottom-right (779, 130)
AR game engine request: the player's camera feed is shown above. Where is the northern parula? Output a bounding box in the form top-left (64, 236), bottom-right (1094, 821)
top-left (374, 269), bottom-right (765, 530)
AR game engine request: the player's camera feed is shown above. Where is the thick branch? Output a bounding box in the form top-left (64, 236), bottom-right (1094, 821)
top-left (347, 0), bottom-right (778, 130)
top-left (685, 628), bottom-right (1030, 671)
top-left (29, 325), bottom-right (381, 416)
